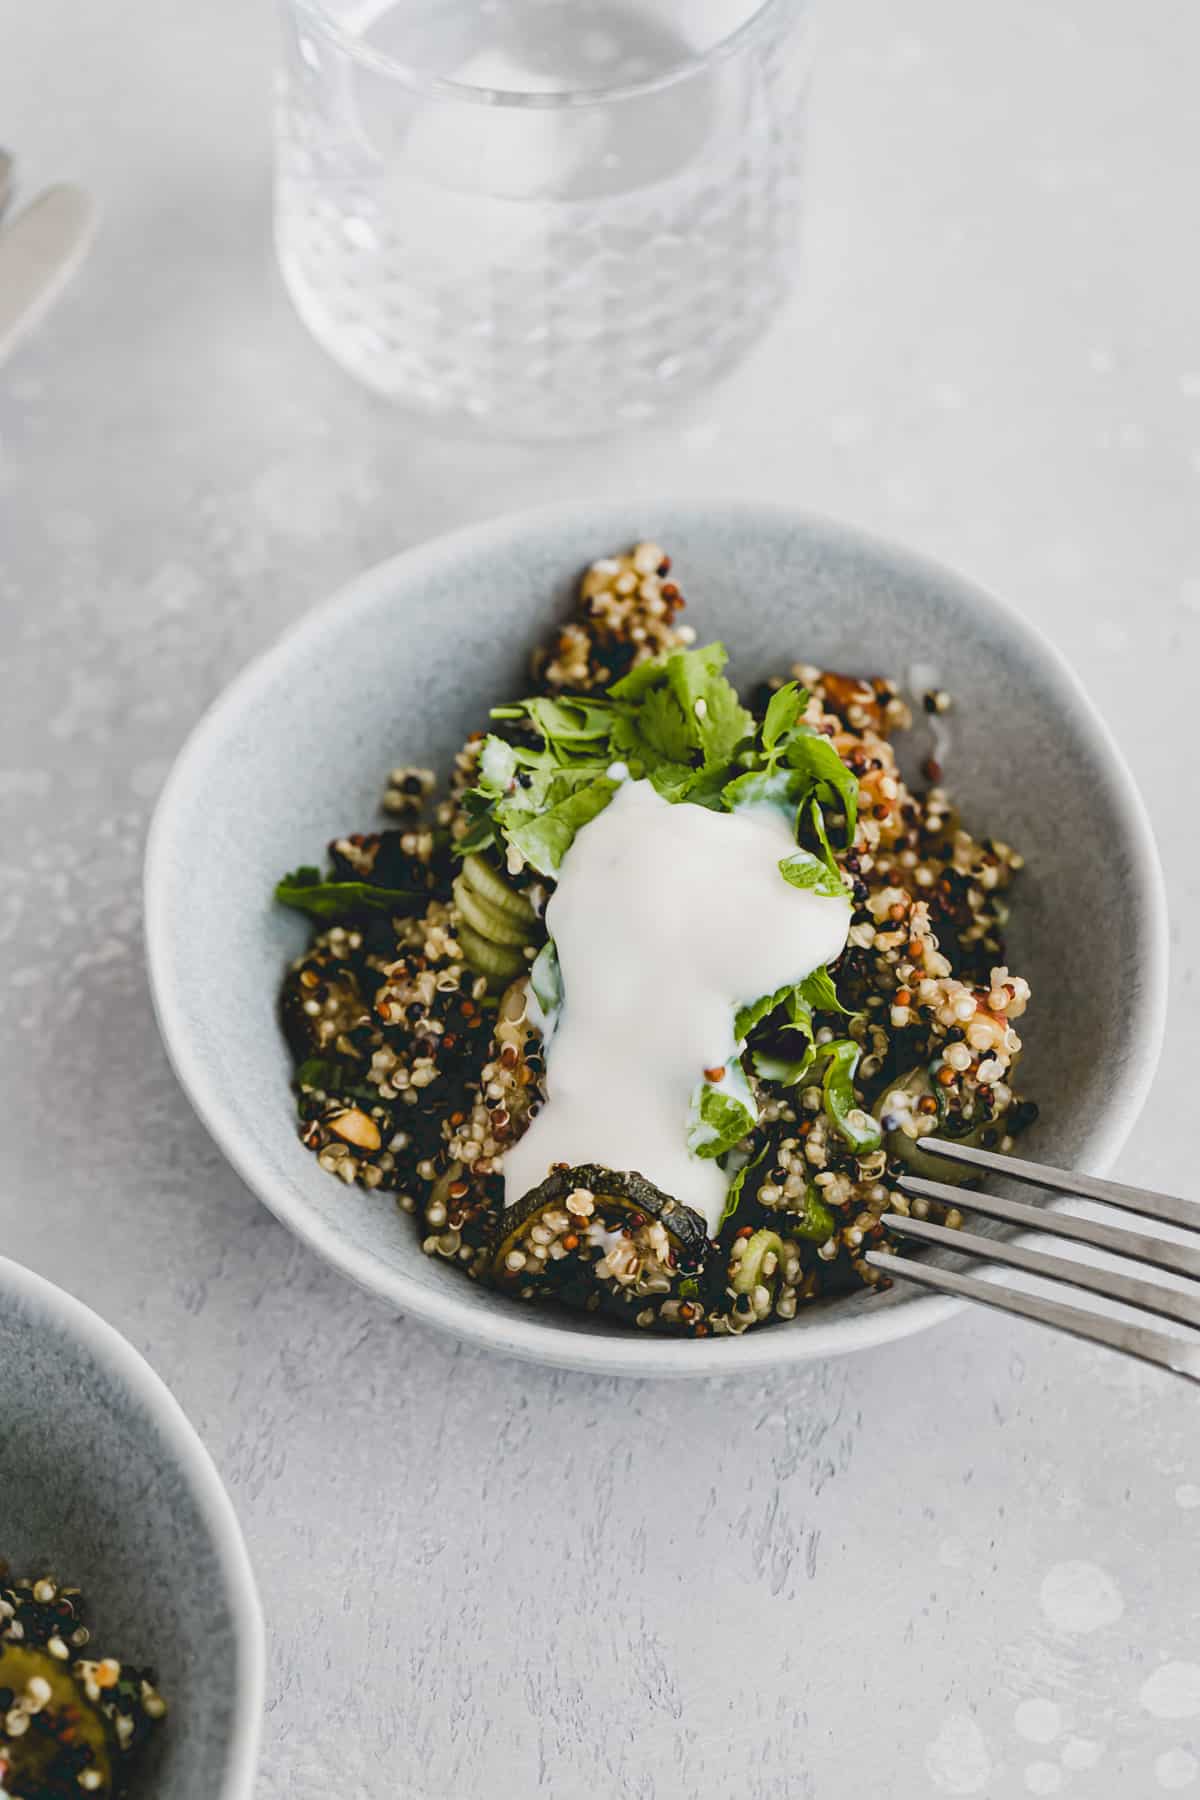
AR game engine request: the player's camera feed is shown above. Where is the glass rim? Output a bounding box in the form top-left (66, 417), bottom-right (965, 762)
top-left (287, 0), bottom-right (800, 109)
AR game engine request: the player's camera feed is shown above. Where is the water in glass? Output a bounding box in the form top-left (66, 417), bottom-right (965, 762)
top-left (275, 0), bottom-right (811, 435)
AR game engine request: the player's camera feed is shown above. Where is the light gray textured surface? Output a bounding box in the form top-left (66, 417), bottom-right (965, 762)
top-left (1, 1), bottom-right (1198, 1795)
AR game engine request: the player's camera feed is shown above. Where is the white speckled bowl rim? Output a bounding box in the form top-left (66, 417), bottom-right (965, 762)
top-left (145, 500), bottom-right (1168, 1379)
top-left (0, 1253), bottom-right (265, 1797)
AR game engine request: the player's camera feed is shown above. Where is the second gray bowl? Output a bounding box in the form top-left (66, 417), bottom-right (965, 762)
top-left (0, 1254), bottom-right (263, 1798)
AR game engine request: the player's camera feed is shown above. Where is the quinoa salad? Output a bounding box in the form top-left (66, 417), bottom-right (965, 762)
top-left (275, 542), bottom-right (1035, 1339)
top-left (0, 1565), bottom-right (166, 1798)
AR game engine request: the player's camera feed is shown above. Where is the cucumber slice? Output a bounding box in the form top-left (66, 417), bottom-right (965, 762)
top-left (455, 922), bottom-right (525, 983)
top-left (461, 853), bottom-right (537, 925)
top-left (452, 874), bottom-right (532, 948)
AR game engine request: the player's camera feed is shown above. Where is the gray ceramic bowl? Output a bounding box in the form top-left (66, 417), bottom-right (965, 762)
top-left (145, 501), bottom-right (1167, 1377)
top-left (0, 1255), bottom-right (264, 1797)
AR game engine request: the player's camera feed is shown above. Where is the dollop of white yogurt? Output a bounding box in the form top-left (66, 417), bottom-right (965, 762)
top-left (502, 779), bottom-right (851, 1234)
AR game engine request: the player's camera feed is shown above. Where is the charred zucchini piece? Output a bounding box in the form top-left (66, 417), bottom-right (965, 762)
top-left (874, 1064), bottom-right (1007, 1184)
top-left (491, 1163), bottom-right (710, 1284)
top-left (0, 1643), bottom-right (113, 1796)
top-left (280, 948), bottom-right (369, 1063)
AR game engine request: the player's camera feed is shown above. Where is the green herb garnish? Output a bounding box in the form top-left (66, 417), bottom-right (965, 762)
top-left (719, 1145), bottom-right (768, 1227)
top-left (462, 650), bottom-right (860, 885)
top-left (688, 1059), bottom-right (758, 1160)
top-left (274, 867), bottom-right (426, 920)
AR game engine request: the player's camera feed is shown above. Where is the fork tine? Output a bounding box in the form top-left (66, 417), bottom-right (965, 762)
top-left (882, 1213), bottom-right (1200, 1332)
top-left (898, 1173), bottom-right (1200, 1283)
top-left (916, 1136), bottom-right (1196, 1232)
top-left (864, 1250), bottom-right (1200, 1384)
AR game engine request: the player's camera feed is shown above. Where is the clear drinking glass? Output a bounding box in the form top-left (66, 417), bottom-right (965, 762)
top-left (275, 0), bottom-right (813, 437)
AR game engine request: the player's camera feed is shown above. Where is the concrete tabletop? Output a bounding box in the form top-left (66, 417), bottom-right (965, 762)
top-left (2, 1), bottom-right (1198, 1795)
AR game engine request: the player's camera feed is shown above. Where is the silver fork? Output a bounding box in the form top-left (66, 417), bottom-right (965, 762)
top-left (864, 1138), bottom-right (1200, 1383)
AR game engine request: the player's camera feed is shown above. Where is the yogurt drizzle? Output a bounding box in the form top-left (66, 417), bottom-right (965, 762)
top-left (502, 780), bottom-right (851, 1235)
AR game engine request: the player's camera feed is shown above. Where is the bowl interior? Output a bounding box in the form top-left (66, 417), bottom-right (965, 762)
top-left (146, 502), bottom-right (1166, 1374)
top-left (0, 1260), bottom-right (260, 1798)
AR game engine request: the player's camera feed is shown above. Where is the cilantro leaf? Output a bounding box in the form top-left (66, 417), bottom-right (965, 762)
top-left (778, 849), bottom-right (850, 898)
top-left (780, 733), bottom-right (859, 842)
top-left (610, 643), bottom-right (753, 787)
top-left (634, 682), bottom-right (698, 764)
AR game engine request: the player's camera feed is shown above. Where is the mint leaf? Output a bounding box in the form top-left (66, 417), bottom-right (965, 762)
top-left (275, 868), bottom-right (426, 920)
top-left (797, 966), bottom-right (851, 1017)
top-left (688, 1058), bottom-right (757, 1159)
top-left (504, 776), bottom-right (618, 874)
top-left (719, 1145), bottom-right (768, 1227)
top-left (784, 984), bottom-right (816, 1039)
top-left (734, 960), bottom-right (850, 1049)
top-left (529, 937), bottom-right (563, 1021)
top-left (818, 1039), bottom-right (882, 1152)
top-left (753, 1042), bottom-right (819, 1087)
top-left (779, 849), bottom-right (849, 898)
top-left (753, 1034), bottom-right (876, 1154)
top-left (734, 981), bottom-right (796, 1043)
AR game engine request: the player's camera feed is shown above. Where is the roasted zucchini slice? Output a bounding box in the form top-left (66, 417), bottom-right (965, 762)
top-left (874, 1063), bottom-right (1009, 1184)
top-left (491, 1163), bottom-right (710, 1288)
top-left (0, 1642), bottom-right (113, 1796)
